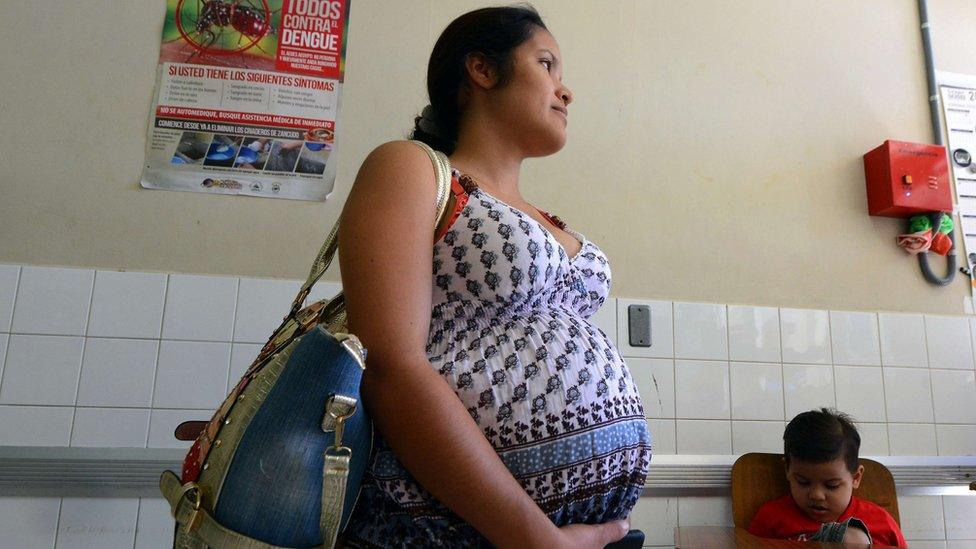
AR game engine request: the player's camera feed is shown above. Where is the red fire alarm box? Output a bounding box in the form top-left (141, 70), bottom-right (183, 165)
top-left (863, 140), bottom-right (952, 217)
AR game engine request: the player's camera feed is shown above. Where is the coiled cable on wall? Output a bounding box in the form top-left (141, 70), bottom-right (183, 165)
top-left (917, 0), bottom-right (957, 286)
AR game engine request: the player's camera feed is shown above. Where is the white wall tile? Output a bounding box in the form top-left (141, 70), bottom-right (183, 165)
top-left (834, 366), bottom-right (886, 422)
top-left (780, 308), bottom-right (831, 364)
top-left (76, 338), bottom-right (158, 407)
top-left (879, 313), bottom-right (927, 368)
top-left (0, 497), bottom-right (60, 548)
top-left (153, 341), bottom-right (230, 409)
top-left (648, 419), bottom-right (676, 454)
top-left (629, 358), bottom-right (674, 418)
top-left (971, 318), bottom-right (976, 369)
top-left (857, 422), bottom-right (889, 456)
top-left (728, 306), bottom-right (781, 363)
top-left (135, 498), bottom-right (174, 549)
top-left (228, 343), bottom-right (262, 393)
top-left (70, 408), bottom-right (149, 448)
top-left (233, 278), bottom-right (301, 343)
top-left (616, 299), bottom-right (673, 359)
top-left (147, 409), bottom-right (213, 449)
top-left (161, 274), bottom-right (237, 342)
top-left (899, 496), bottom-right (945, 540)
top-left (926, 316), bottom-right (975, 370)
top-left (12, 266), bottom-right (94, 336)
top-left (677, 496), bottom-right (733, 527)
top-left (732, 421), bottom-right (784, 454)
top-left (944, 496), bottom-right (976, 540)
top-left (883, 367), bottom-right (934, 423)
top-left (0, 335), bottom-right (84, 405)
top-left (947, 541), bottom-right (976, 549)
top-left (829, 311), bottom-right (881, 366)
top-left (907, 542), bottom-right (947, 549)
top-left (930, 370), bottom-right (976, 423)
top-left (590, 297), bottom-right (618, 347)
top-left (0, 405), bottom-right (73, 445)
top-left (57, 497), bottom-right (138, 549)
top-left (674, 360), bottom-right (730, 419)
top-left (730, 362), bottom-right (784, 420)
top-left (0, 265), bottom-right (20, 333)
top-left (887, 423), bottom-right (938, 456)
top-left (673, 302), bottom-right (727, 360)
top-left (628, 496), bottom-right (677, 546)
top-left (937, 425), bottom-right (976, 456)
top-left (676, 420), bottom-right (731, 454)
top-left (304, 280), bottom-right (342, 306)
top-left (782, 364), bottom-right (835, 417)
top-left (0, 334), bottom-right (7, 389)
top-left (88, 271), bottom-right (167, 339)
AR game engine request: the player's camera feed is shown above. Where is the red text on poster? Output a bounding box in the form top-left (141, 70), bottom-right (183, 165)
top-left (276, 0), bottom-right (346, 78)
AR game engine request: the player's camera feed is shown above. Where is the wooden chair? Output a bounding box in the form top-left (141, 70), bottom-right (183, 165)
top-left (731, 452), bottom-right (900, 529)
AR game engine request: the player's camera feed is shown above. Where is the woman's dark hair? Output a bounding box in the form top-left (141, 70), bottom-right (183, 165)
top-left (411, 5), bottom-right (547, 154)
top-left (784, 408), bottom-right (861, 473)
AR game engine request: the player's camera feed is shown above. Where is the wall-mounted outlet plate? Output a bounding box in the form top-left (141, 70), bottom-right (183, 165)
top-left (628, 304), bottom-right (651, 347)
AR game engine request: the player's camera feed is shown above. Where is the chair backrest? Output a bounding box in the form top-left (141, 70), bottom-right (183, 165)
top-left (731, 452), bottom-right (899, 528)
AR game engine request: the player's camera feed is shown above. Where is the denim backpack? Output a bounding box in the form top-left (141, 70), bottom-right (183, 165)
top-left (160, 141), bottom-right (451, 548)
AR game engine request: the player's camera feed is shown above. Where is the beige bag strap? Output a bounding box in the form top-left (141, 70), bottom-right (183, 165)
top-left (288, 140), bottom-right (451, 317)
top-left (319, 451), bottom-right (351, 547)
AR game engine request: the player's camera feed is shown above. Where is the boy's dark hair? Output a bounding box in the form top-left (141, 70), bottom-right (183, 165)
top-left (784, 408), bottom-right (861, 473)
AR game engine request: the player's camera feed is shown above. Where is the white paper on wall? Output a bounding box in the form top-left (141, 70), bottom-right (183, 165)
top-left (937, 71), bottom-right (976, 304)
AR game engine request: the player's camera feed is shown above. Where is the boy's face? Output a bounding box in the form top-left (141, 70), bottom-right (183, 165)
top-left (785, 457), bottom-right (864, 523)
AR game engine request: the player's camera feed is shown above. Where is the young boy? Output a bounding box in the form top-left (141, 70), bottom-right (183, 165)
top-left (747, 409), bottom-right (907, 547)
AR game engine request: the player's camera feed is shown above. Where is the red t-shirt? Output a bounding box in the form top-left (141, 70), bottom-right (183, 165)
top-left (747, 494), bottom-right (906, 547)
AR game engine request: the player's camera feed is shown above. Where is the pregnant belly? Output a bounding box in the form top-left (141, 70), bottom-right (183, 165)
top-left (494, 396), bottom-right (651, 524)
top-left (426, 310), bottom-right (651, 523)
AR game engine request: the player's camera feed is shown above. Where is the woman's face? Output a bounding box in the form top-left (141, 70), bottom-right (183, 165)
top-left (489, 28), bottom-right (573, 157)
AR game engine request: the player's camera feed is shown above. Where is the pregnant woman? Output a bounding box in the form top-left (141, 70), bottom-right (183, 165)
top-left (338, 6), bottom-right (652, 547)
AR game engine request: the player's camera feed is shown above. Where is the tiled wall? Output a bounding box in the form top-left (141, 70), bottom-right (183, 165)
top-left (0, 265), bottom-right (339, 449)
top-left (609, 299), bottom-right (976, 458)
top-left (1, 264), bottom-right (974, 547)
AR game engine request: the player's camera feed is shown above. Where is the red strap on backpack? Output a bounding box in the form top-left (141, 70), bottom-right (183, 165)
top-left (434, 173), bottom-right (472, 242)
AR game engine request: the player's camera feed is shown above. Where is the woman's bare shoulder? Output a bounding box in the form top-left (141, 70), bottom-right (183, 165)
top-left (353, 140), bottom-right (438, 195)
top-left (342, 140), bottom-right (444, 233)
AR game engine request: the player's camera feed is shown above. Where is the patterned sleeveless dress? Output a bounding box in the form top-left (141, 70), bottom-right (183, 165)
top-left (345, 170), bottom-right (652, 547)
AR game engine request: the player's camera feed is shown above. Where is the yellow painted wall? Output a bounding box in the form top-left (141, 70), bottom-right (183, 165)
top-left (2, 0), bottom-right (975, 314)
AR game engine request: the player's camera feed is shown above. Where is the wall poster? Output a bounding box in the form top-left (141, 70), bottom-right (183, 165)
top-left (141, 0), bottom-right (350, 201)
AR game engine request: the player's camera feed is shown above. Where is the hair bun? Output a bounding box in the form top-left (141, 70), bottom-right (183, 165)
top-left (417, 105), bottom-right (448, 140)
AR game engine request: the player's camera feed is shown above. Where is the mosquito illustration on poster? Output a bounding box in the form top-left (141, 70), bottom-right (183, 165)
top-left (160, 0), bottom-right (282, 69)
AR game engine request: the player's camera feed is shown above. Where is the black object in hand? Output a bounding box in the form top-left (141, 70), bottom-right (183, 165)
top-left (604, 529), bottom-right (645, 549)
